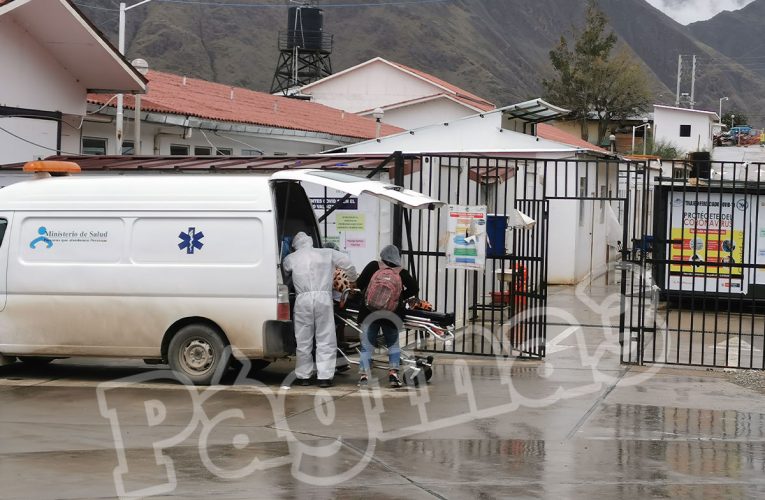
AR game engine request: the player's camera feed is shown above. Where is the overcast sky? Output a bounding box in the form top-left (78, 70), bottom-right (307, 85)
top-left (645, 0), bottom-right (756, 24)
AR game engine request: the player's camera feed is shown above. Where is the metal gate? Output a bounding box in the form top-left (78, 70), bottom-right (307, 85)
top-left (391, 154), bottom-right (552, 357)
top-left (511, 198), bottom-right (549, 358)
top-left (624, 159), bottom-right (765, 370)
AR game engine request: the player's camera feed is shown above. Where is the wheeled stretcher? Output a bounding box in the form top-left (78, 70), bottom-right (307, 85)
top-left (334, 290), bottom-right (456, 386)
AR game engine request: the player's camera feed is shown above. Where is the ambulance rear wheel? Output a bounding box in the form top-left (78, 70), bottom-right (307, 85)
top-left (168, 324), bottom-right (229, 386)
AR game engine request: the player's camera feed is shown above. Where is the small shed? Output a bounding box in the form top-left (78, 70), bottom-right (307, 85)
top-left (653, 105), bottom-right (719, 155)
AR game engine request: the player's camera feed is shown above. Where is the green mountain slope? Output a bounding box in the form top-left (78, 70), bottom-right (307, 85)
top-left (76, 0), bottom-right (765, 124)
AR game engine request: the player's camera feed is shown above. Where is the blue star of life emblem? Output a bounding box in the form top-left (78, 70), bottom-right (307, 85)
top-left (178, 227), bottom-right (204, 254)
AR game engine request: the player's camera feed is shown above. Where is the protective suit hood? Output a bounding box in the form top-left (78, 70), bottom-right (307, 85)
top-left (292, 232), bottom-right (314, 250)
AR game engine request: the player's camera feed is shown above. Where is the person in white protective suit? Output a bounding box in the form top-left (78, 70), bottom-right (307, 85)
top-left (282, 232), bottom-right (358, 388)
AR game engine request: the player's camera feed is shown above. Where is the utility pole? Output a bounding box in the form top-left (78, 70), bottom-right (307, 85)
top-left (675, 55), bottom-right (698, 109)
top-left (690, 55), bottom-right (697, 109)
top-left (675, 54), bottom-right (682, 107)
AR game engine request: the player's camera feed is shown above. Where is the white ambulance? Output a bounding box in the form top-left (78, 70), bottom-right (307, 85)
top-left (0, 161), bottom-right (440, 384)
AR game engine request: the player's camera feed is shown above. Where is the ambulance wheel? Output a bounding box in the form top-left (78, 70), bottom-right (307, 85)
top-left (18, 356), bottom-right (55, 365)
top-left (229, 357), bottom-right (270, 375)
top-left (168, 324), bottom-right (229, 385)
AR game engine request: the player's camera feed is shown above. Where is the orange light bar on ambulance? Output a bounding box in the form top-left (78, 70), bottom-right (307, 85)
top-left (23, 160), bottom-right (81, 174)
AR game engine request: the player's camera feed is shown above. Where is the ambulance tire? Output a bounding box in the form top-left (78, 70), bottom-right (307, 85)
top-left (168, 324), bottom-right (229, 386)
top-left (228, 357), bottom-right (271, 376)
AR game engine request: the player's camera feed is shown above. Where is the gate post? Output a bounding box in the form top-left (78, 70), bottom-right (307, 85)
top-left (392, 151), bottom-right (404, 249)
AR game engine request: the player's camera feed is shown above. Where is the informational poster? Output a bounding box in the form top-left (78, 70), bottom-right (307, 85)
top-left (754, 199), bottom-right (765, 286)
top-left (667, 192), bottom-right (748, 294)
top-left (303, 184), bottom-right (379, 270)
top-left (446, 205), bottom-right (487, 270)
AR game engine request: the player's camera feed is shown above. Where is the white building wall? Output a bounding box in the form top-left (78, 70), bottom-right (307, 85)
top-left (654, 107), bottom-right (715, 154)
top-left (303, 61), bottom-right (443, 113)
top-left (545, 161), bottom-right (618, 285)
top-left (375, 98), bottom-right (478, 130)
top-left (81, 120), bottom-right (342, 156)
top-left (61, 115), bottom-right (83, 156)
top-left (0, 14), bottom-right (85, 116)
top-left (0, 118), bottom-right (58, 164)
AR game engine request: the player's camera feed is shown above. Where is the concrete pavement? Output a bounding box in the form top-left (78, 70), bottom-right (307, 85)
top-left (1, 284), bottom-right (764, 499)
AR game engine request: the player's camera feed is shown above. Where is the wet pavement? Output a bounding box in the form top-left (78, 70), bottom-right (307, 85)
top-left (1, 285), bottom-right (765, 499)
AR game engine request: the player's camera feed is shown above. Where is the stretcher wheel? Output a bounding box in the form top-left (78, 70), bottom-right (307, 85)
top-left (402, 366), bottom-right (432, 387)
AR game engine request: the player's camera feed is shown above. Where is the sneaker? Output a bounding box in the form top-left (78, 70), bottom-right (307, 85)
top-left (294, 378), bottom-right (312, 387)
top-left (389, 370), bottom-right (403, 388)
top-left (318, 379), bottom-right (333, 388)
top-left (358, 375), bottom-right (369, 388)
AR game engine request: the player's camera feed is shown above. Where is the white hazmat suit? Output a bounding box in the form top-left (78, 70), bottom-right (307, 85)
top-left (282, 232), bottom-right (358, 381)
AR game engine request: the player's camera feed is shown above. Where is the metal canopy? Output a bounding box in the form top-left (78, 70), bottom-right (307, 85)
top-left (0, 155), bottom-right (386, 172)
top-left (499, 99), bottom-right (570, 124)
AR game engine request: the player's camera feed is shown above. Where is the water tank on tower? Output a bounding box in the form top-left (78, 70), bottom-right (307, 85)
top-left (286, 6), bottom-right (324, 51)
top-left (271, 3), bottom-right (333, 95)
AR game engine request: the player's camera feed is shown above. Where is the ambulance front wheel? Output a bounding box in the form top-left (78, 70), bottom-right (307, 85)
top-left (168, 324), bottom-right (230, 385)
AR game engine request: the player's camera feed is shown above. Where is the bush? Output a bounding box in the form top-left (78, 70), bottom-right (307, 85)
top-left (650, 140), bottom-right (682, 160)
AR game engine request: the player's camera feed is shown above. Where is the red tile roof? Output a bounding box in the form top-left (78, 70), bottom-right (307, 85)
top-left (88, 70), bottom-right (401, 140)
top-left (390, 61), bottom-right (495, 112)
top-left (537, 123), bottom-right (609, 154)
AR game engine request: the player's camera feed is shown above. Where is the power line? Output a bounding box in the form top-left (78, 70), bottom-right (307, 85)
top-left (0, 125), bottom-right (87, 156)
top-left (73, 2), bottom-right (119, 11)
top-left (74, 0), bottom-right (452, 10)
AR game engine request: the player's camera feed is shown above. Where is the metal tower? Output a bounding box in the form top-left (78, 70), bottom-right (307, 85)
top-left (270, 4), bottom-right (333, 95)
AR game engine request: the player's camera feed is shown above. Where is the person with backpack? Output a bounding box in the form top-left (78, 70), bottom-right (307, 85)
top-left (355, 245), bottom-right (419, 388)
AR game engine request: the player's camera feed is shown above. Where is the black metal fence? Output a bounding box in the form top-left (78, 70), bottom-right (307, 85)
top-left (391, 154), bottom-right (648, 359)
top-left (624, 159), bottom-right (765, 370)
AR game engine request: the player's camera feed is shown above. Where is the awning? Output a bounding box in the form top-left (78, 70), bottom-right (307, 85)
top-left (499, 99), bottom-right (570, 124)
top-left (0, 0), bottom-right (146, 94)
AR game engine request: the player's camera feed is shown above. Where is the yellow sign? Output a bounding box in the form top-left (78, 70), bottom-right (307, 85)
top-left (669, 228), bottom-right (744, 276)
top-left (336, 213), bottom-right (365, 231)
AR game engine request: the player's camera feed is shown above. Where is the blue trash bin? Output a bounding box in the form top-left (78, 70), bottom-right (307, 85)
top-left (486, 214), bottom-right (508, 258)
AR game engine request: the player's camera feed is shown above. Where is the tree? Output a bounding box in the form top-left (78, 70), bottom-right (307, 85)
top-left (543, 0), bottom-right (652, 144)
top-left (721, 110), bottom-right (749, 128)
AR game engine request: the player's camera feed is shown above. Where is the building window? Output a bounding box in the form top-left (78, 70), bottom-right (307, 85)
top-left (82, 137), bottom-right (107, 155)
top-left (194, 146), bottom-right (212, 156)
top-left (122, 140), bottom-right (135, 155)
top-left (216, 148), bottom-right (233, 155)
top-left (170, 144), bottom-right (189, 156)
top-left (679, 125), bottom-right (691, 137)
top-left (241, 149), bottom-right (263, 156)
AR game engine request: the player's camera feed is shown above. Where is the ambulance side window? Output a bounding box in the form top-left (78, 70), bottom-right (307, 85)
top-left (0, 219), bottom-right (6, 247)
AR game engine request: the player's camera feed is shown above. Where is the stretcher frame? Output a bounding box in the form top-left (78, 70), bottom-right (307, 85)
top-left (334, 290), bottom-right (456, 386)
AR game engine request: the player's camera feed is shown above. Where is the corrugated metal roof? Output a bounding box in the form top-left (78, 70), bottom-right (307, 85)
top-left (0, 155), bottom-right (391, 172)
top-left (500, 99), bottom-right (570, 123)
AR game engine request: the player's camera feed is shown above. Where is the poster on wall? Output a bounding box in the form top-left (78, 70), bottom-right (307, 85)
top-left (753, 199), bottom-right (765, 287)
top-left (445, 205), bottom-right (487, 271)
top-left (666, 192), bottom-right (748, 294)
top-left (303, 184), bottom-right (380, 270)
